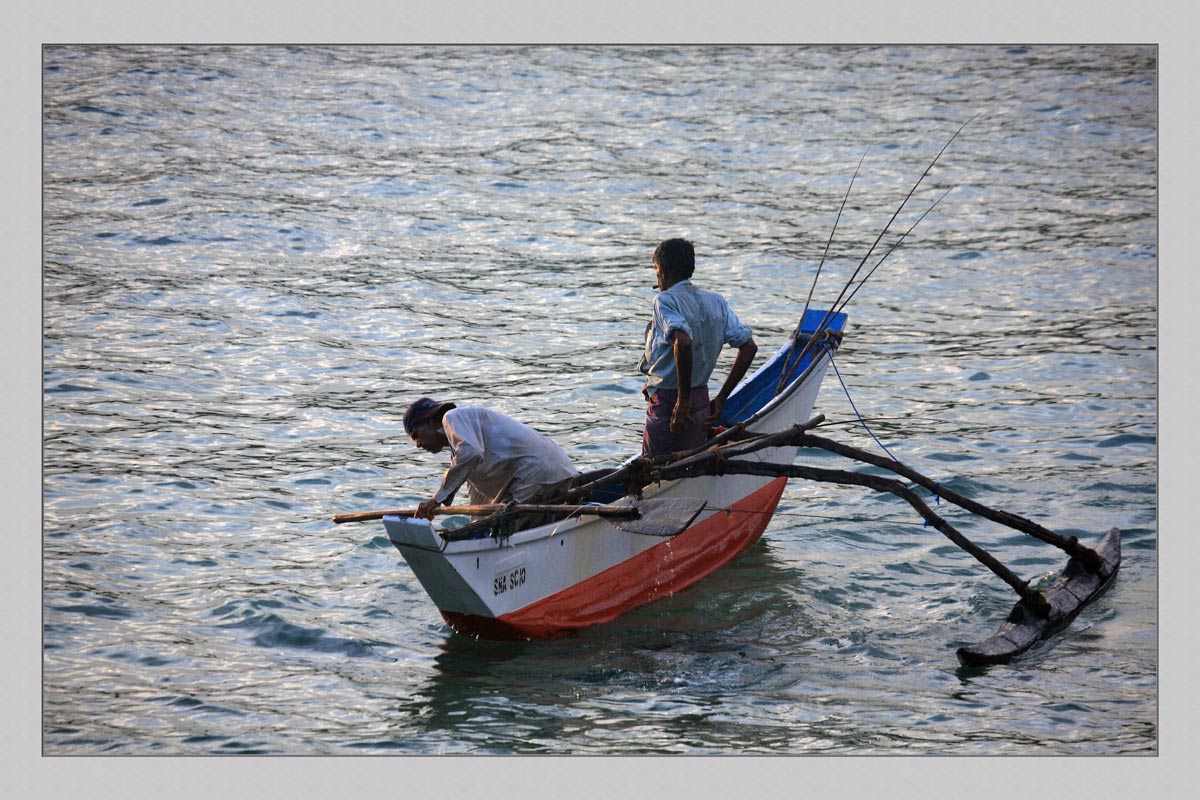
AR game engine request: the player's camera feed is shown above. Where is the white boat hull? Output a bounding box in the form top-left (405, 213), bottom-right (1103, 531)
top-left (385, 314), bottom-right (845, 639)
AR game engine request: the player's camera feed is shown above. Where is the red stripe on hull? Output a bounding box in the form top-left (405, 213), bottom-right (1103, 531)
top-left (440, 476), bottom-right (789, 640)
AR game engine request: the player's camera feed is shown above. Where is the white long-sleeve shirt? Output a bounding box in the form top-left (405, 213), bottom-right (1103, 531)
top-left (432, 406), bottom-right (579, 506)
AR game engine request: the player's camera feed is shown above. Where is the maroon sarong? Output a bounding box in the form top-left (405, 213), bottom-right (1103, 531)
top-left (642, 385), bottom-right (711, 458)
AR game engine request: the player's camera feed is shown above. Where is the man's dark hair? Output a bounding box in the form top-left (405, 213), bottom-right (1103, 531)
top-left (653, 238), bottom-right (695, 281)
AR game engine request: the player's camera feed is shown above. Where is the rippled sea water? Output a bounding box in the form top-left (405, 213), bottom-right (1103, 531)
top-left (42, 45), bottom-right (1156, 755)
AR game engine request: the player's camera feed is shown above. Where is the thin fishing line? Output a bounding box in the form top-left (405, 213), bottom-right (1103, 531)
top-left (774, 116), bottom-right (977, 393)
top-left (823, 342), bottom-right (902, 463)
top-left (822, 341), bottom-right (944, 516)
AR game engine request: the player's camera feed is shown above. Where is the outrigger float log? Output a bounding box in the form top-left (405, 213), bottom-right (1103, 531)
top-left (334, 117), bottom-right (1122, 665)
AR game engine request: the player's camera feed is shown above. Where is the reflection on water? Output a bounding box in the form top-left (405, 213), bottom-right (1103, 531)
top-left (44, 45), bottom-right (1156, 755)
top-left (395, 543), bottom-right (823, 753)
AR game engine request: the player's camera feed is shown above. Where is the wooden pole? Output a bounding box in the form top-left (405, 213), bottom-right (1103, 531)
top-left (561, 415), bottom-right (827, 504)
top-left (650, 456), bottom-right (1055, 618)
top-left (790, 430), bottom-right (1105, 571)
top-left (332, 503), bottom-right (639, 525)
top-left (635, 420), bottom-right (1103, 571)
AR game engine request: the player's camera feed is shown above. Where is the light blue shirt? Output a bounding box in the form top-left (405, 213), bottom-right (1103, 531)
top-left (637, 280), bottom-right (753, 393)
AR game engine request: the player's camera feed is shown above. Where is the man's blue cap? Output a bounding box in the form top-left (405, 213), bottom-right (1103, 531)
top-left (403, 397), bottom-right (456, 436)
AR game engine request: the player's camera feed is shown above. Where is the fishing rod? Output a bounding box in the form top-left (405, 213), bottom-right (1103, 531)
top-left (837, 176), bottom-right (965, 311)
top-left (778, 116), bottom-right (976, 389)
top-left (798, 148), bottom-right (869, 330)
top-left (775, 148), bottom-right (869, 395)
top-left (772, 115), bottom-right (978, 396)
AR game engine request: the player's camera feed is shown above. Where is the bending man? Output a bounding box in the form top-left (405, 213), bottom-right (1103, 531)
top-left (403, 398), bottom-right (579, 523)
top-left (638, 238), bottom-right (758, 459)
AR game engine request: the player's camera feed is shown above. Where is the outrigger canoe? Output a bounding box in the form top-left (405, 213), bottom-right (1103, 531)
top-left (338, 119), bottom-right (1122, 665)
top-left (380, 308), bottom-right (847, 641)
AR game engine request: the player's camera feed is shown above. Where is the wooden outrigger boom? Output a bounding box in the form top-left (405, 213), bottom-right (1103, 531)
top-left (630, 419), bottom-right (1122, 666)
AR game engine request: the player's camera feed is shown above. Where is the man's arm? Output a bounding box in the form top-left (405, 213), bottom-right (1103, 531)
top-left (708, 337), bottom-right (758, 424)
top-left (670, 329), bottom-right (693, 433)
top-left (415, 413), bottom-right (483, 519)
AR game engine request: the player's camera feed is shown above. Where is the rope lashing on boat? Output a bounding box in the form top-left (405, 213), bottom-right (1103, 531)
top-left (490, 500), bottom-right (520, 542)
top-left (627, 457), bottom-right (657, 498)
top-left (921, 484), bottom-right (943, 527)
top-left (775, 327), bottom-right (845, 398)
top-left (710, 445), bottom-right (726, 475)
top-left (711, 421), bottom-right (749, 444)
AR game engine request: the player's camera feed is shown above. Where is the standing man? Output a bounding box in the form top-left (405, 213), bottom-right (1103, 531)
top-left (403, 398), bottom-right (579, 522)
top-left (638, 238), bottom-right (758, 459)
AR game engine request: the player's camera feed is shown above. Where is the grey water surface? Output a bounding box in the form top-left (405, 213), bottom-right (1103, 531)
top-left (43, 45), bottom-right (1156, 755)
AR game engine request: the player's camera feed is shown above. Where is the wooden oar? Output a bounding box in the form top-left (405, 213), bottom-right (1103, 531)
top-left (332, 497), bottom-right (708, 538)
top-left (333, 503), bottom-right (632, 524)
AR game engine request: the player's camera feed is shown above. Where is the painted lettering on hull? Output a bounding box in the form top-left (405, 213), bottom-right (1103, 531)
top-left (493, 566), bottom-right (527, 596)
top-left (441, 477), bottom-right (789, 640)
